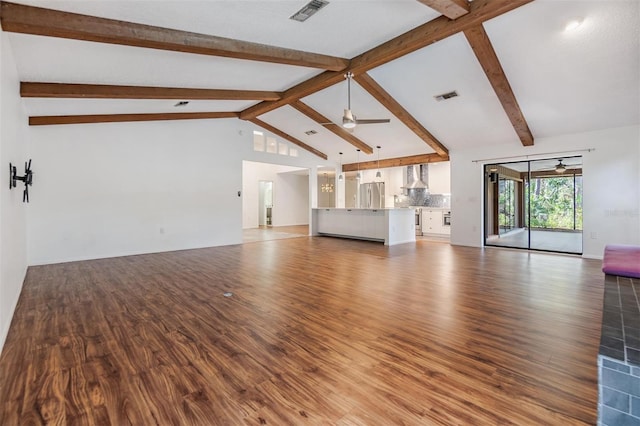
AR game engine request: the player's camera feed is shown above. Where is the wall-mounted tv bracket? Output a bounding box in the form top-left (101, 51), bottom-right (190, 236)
top-left (9, 159), bottom-right (33, 202)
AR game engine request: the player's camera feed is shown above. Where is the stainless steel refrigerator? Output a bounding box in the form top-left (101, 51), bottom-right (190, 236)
top-left (359, 182), bottom-right (385, 209)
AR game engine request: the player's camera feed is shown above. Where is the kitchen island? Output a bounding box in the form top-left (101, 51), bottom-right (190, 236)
top-left (311, 208), bottom-right (415, 246)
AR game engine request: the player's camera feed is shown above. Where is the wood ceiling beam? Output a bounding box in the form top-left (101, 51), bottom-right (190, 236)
top-left (240, 71), bottom-right (344, 120)
top-left (342, 153), bottom-right (449, 172)
top-left (464, 24), bottom-right (534, 146)
top-left (0, 1), bottom-right (349, 71)
top-left (416, 0), bottom-right (470, 20)
top-left (20, 82), bottom-right (282, 101)
top-left (29, 111), bottom-right (239, 126)
top-left (248, 118), bottom-right (327, 160)
top-left (240, 0), bottom-right (533, 120)
top-left (354, 73), bottom-right (448, 157)
top-left (348, 0), bottom-right (533, 75)
top-left (290, 101), bottom-right (373, 155)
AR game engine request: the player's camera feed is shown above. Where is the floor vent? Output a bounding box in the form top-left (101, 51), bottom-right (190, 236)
top-left (290, 0), bottom-right (330, 22)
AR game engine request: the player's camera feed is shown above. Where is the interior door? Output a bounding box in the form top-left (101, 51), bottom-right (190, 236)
top-left (258, 181), bottom-right (273, 227)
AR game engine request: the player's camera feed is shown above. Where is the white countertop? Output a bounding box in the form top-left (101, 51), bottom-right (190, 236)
top-left (408, 206), bottom-right (451, 211)
top-left (313, 207), bottom-right (408, 211)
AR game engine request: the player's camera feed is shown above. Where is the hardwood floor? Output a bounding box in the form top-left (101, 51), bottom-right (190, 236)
top-left (486, 228), bottom-right (583, 254)
top-left (243, 225), bottom-right (309, 244)
top-left (0, 237), bottom-right (604, 425)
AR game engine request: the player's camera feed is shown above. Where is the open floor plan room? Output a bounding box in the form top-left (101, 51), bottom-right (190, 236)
top-left (0, 238), bottom-right (603, 425)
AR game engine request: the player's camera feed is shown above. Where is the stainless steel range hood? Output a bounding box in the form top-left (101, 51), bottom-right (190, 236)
top-left (403, 164), bottom-right (429, 191)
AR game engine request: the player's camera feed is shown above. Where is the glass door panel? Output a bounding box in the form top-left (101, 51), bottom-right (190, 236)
top-left (528, 157), bottom-right (582, 254)
top-left (498, 178), bottom-right (515, 234)
top-left (484, 161), bottom-right (529, 249)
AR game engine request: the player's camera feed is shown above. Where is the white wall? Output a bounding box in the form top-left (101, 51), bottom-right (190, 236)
top-left (28, 119), bottom-right (244, 264)
top-left (0, 32), bottom-right (29, 352)
top-left (28, 120), bottom-right (329, 265)
top-left (242, 161), bottom-right (309, 228)
top-left (428, 161), bottom-right (451, 194)
top-left (450, 125), bottom-right (640, 259)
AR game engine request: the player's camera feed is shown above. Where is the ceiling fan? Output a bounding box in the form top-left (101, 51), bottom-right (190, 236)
top-left (554, 158), bottom-right (581, 173)
top-left (555, 159), bottom-right (567, 173)
top-left (339, 72), bottom-right (390, 129)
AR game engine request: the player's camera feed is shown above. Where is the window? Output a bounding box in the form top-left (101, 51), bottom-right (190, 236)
top-left (253, 131), bottom-right (264, 152)
top-left (266, 137), bottom-right (277, 154)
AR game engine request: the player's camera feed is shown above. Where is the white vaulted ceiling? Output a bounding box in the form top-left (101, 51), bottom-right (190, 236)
top-left (3, 0), bottom-right (639, 164)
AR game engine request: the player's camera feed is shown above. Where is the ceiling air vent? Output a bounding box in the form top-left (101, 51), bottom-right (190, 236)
top-left (434, 91), bottom-right (459, 102)
top-left (290, 0), bottom-right (330, 22)
top-left (305, 130), bottom-right (318, 135)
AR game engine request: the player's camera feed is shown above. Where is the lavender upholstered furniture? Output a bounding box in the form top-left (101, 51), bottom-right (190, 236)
top-left (602, 244), bottom-right (640, 279)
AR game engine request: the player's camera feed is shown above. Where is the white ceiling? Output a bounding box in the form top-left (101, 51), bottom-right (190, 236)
top-left (5, 0), bottom-right (639, 164)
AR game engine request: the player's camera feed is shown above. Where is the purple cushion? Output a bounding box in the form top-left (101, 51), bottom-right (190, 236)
top-left (602, 244), bottom-right (640, 278)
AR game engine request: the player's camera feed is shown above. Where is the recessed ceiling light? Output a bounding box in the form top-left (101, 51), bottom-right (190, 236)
top-left (565, 19), bottom-right (583, 32)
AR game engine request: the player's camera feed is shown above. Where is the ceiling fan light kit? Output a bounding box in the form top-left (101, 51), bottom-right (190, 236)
top-left (342, 109), bottom-right (356, 128)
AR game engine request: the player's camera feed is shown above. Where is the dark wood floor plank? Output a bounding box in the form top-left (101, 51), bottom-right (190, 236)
top-left (0, 237), bottom-right (603, 424)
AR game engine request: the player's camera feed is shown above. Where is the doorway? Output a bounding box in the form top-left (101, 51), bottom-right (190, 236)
top-left (258, 180), bottom-right (273, 227)
top-left (484, 157), bottom-right (583, 254)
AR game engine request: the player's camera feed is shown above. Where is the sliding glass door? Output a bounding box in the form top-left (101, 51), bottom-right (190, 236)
top-left (484, 157), bottom-right (582, 254)
top-left (498, 177), bottom-right (516, 234)
top-left (485, 161), bottom-right (529, 249)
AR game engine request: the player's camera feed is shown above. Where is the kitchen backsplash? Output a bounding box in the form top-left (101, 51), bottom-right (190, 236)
top-left (394, 193), bottom-right (451, 208)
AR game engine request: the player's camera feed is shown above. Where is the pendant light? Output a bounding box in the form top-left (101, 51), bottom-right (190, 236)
top-left (338, 152), bottom-right (343, 181)
top-left (356, 149), bottom-right (361, 180)
top-left (321, 173), bottom-right (334, 193)
top-left (375, 146), bottom-right (382, 179)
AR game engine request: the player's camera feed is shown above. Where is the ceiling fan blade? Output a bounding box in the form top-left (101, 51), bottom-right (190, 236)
top-left (354, 118), bottom-right (390, 125)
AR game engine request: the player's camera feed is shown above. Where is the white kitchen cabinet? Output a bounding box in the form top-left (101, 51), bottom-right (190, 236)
top-left (422, 209), bottom-right (451, 235)
top-left (422, 210), bottom-right (442, 234)
top-left (312, 208), bottom-right (415, 246)
top-left (360, 209), bottom-right (386, 240)
top-left (317, 208), bottom-right (338, 234)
